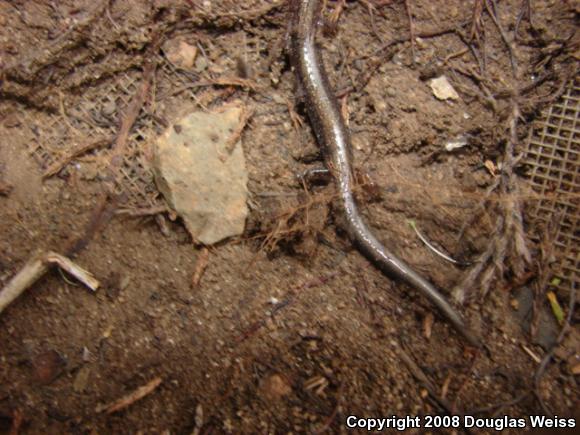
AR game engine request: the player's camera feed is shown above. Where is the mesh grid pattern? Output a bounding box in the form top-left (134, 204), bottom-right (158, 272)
top-left (13, 54), bottom-right (199, 208)
top-left (524, 77), bottom-right (579, 295)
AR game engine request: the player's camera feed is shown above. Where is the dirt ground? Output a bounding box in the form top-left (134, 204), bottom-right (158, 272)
top-left (0, 0), bottom-right (578, 433)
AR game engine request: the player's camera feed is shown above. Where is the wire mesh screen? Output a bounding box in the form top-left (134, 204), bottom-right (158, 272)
top-left (524, 77), bottom-right (579, 296)
top-left (12, 53), bottom-right (201, 209)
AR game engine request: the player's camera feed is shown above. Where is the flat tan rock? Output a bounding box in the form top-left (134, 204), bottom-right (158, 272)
top-left (153, 104), bottom-right (249, 245)
top-left (162, 37), bottom-right (197, 70)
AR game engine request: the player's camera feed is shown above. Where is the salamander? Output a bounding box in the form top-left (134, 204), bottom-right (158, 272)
top-left (289, 0), bottom-right (480, 347)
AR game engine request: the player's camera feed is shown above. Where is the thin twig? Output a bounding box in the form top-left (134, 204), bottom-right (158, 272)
top-left (361, 0), bottom-right (382, 43)
top-left (43, 138), bottom-right (111, 179)
top-left (191, 247), bottom-right (210, 289)
top-left (236, 272), bottom-right (338, 343)
top-left (404, 0), bottom-right (416, 63)
top-left (222, 106), bottom-right (254, 158)
top-left (161, 77), bottom-right (258, 100)
top-left (0, 251), bottom-right (100, 315)
top-left (394, 340), bottom-right (465, 418)
top-left (65, 193), bottom-right (119, 257)
top-left (408, 220), bottom-right (469, 266)
top-left (115, 206), bottom-right (169, 217)
top-left (368, 24), bottom-right (463, 59)
top-left (485, 0), bottom-right (517, 77)
top-left (96, 377), bottom-right (163, 414)
top-left (514, 0), bottom-right (532, 40)
top-left (467, 392), bottom-right (529, 415)
top-left (9, 409), bottom-right (23, 435)
top-left (107, 47), bottom-right (158, 180)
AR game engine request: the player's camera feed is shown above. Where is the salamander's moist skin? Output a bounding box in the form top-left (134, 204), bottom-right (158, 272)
top-left (290, 0), bottom-right (480, 347)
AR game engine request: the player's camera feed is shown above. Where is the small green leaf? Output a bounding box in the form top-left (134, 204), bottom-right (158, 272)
top-left (547, 291), bottom-right (564, 325)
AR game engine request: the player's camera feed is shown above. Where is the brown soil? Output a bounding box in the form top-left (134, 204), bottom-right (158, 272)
top-left (0, 1), bottom-right (578, 434)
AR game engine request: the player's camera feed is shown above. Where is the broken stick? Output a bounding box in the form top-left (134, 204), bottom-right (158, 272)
top-left (0, 251), bottom-right (99, 315)
top-left (96, 377), bottom-right (163, 414)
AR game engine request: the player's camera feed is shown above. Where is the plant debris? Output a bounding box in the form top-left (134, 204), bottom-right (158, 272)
top-left (0, 251), bottom-right (99, 316)
top-left (96, 377), bottom-right (163, 414)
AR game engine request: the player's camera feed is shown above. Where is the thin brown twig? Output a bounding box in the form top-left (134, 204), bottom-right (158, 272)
top-left (9, 409), bottom-right (23, 435)
top-left (191, 247), bottom-right (210, 289)
top-left (107, 48), bottom-right (159, 179)
top-left (43, 138), bottom-right (111, 179)
top-left (65, 193), bottom-right (119, 257)
top-left (63, 34), bottom-right (162, 257)
top-left (367, 24), bottom-right (462, 59)
top-left (222, 106), bottom-right (255, 158)
top-left (404, 0), bottom-right (416, 64)
top-left (469, 0), bottom-right (485, 42)
top-left (394, 341), bottom-right (460, 415)
top-left (466, 392), bottom-right (529, 415)
top-left (360, 0), bottom-right (383, 43)
top-left (235, 272), bottom-right (339, 343)
top-left (485, 0), bottom-right (518, 77)
top-left (450, 65), bottom-right (498, 111)
top-left (162, 77), bottom-right (258, 100)
top-left (514, 0), bottom-right (532, 40)
top-left (468, 0), bottom-right (487, 74)
top-left (443, 47), bottom-right (469, 64)
top-left (312, 399), bottom-right (340, 434)
top-left (0, 251), bottom-right (100, 315)
top-left (96, 377), bottom-right (163, 414)
top-left (115, 206), bottom-right (169, 217)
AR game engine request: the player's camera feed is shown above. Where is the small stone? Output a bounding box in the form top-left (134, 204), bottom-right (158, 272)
top-left (444, 135), bottom-right (468, 151)
top-left (101, 100), bottom-right (116, 117)
top-left (3, 114), bottom-right (21, 128)
top-left (163, 38), bottom-right (198, 70)
top-left (73, 366), bottom-right (90, 392)
top-left (82, 347), bottom-right (92, 362)
top-left (32, 350), bottom-right (65, 385)
top-left (80, 164), bottom-right (98, 181)
top-left (385, 87), bottom-right (397, 98)
top-left (119, 274), bottom-right (131, 291)
top-left (259, 373), bottom-right (292, 402)
top-left (429, 75), bottom-right (460, 100)
top-left (194, 55), bottom-right (208, 72)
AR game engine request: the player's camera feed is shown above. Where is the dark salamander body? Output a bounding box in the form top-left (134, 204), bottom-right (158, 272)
top-left (290, 0), bottom-right (479, 347)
